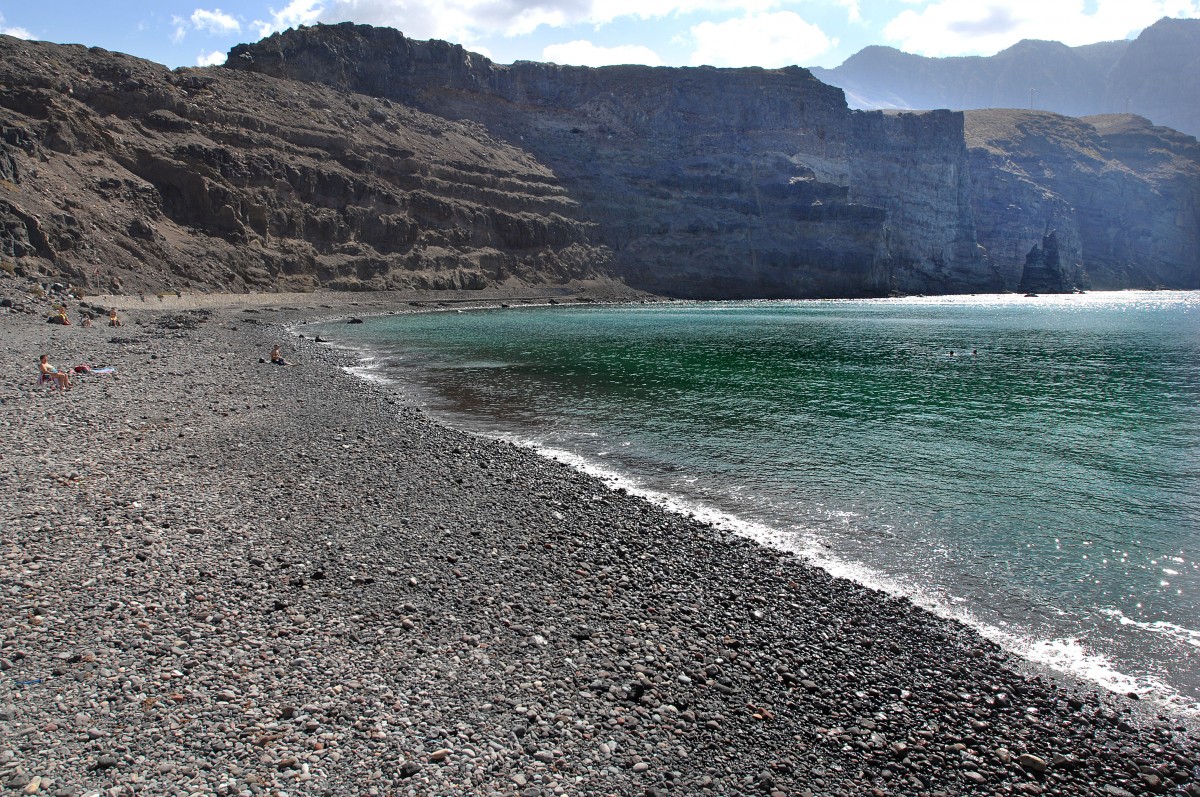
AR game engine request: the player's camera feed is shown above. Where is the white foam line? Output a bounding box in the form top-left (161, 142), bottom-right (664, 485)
top-left (344, 363), bottom-right (393, 385)
top-left (494, 434), bottom-right (1200, 717)
top-left (1101, 609), bottom-right (1200, 649)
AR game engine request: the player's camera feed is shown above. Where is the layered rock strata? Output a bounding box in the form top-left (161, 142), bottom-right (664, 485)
top-left (229, 23), bottom-right (1200, 296)
top-left (0, 36), bottom-right (609, 295)
top-left (1, 26), bottom-right (1197, 298)
top-left (228, 24), bottom-right (1003, 298)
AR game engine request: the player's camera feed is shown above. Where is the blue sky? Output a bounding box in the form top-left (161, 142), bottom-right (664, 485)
top-left (2, 1), bottom-right (1198, 70)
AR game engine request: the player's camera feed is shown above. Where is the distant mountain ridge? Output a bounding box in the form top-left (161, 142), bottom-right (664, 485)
top-left (810, 17), bottom-right (1200, 139)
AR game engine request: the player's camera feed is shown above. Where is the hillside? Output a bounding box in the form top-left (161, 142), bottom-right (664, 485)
top-left (0, 36), bottom-right (609, 296)
top-left (1, 26), bottom-right (1197, 299)
top-left (811, 17), bottom-right (1200, 140)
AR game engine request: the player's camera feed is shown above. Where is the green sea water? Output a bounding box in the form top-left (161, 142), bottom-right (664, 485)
top-left (311, 291), bottom-right (1200, 713)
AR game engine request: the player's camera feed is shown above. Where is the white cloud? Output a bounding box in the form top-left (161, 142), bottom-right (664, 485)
top-left (582, 0), bottom-right (781, 25)
top-left (171, 7), bottom-right (244, 44)
top-left (197, 49), bottom-right (228, 66)
top-left (883, 0), bottom-right (1200, 57)
top-left (835, 0), bottom-right (862, 25)
top-left (253, 0), bottom-right (325, 38)
top-left (191, 8), bottom-right (242, 35)
top-left (505, 7), bottom-right (574, 37)
top-left (542, 39), bottom-right (664, 66)
top-left (688, 11), bottom-right (835, 67)
top-left (311, 0), bottom-right (494, 42)
top-left (0, 12), bottom-right (30, 39)
top-left (462, 42), bottom-right (494, 59)
top-left (256, 1), bottom-right (798, 44)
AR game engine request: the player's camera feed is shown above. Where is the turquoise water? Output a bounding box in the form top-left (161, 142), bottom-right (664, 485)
top-left (311, 292), bottom-right (1200, 712)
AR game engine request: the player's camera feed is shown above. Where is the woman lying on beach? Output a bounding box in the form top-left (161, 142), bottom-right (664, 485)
top-left (38, 354), bottom-right (71, 391)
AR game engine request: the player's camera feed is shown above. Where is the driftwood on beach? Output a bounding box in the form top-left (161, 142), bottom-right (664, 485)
top-left (1, 289), bottom-right (1197, 797)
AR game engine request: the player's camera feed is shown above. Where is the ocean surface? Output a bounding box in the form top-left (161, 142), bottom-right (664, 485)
top-left (309, 291), bottom-right (1200, 714)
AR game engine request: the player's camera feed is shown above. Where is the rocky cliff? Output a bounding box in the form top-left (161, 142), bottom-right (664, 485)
top-left (227, 23), bottom-right (1004, 298)
top-left (1, 26), bottom-right (1197, 298)
top-left (964, 110), bottom-right (1200, 290)
top-left (0, 35), bottom-right (609, 295)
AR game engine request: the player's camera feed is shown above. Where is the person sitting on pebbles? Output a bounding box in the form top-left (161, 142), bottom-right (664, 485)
top-left (108, 308), bottom-right (122, 327)
top-left (39, 354), bottom-right (71, 391)
top-left (269, 344), bottom-right (294, 366)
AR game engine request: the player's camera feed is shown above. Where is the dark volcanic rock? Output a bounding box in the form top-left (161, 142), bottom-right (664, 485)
top-left (0, 36), bottom-right (609, 294)
top-left (1019, 230), bottom-right (1070, 293)
top-left (1, 25), bottom-right (1197, 298)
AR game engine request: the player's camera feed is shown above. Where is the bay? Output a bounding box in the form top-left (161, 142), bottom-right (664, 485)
top-left (310, 290), bottom-right (1200, 714)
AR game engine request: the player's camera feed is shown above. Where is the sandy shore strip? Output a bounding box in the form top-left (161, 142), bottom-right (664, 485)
top-left (2, 288), bottom-right (1197, 797)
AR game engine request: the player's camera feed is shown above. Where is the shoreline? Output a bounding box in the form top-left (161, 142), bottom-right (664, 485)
top-left (2, 288), bottom-right (1197, 796)
top-left (306, 289), bottom-right (1200, 721)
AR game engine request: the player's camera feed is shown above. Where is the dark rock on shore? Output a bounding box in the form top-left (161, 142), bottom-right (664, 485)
top-left (1019, 230), bottom-right (1071, 294)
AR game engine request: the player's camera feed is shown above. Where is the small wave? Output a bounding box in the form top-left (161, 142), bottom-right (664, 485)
top-left (1101, 609), bottom-right (1200, 649)
top-left (343, 362), bottom-right (394, 386)
top-left (1005, 635), bottom-right (1177, 698)
top-left (483, 431), bottom-right (1200, 716)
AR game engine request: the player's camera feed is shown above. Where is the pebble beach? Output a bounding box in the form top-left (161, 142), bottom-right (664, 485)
top-left (1, 289), bottom-right (1197, 797)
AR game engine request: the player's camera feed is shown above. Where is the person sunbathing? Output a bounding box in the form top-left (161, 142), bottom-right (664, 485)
top-left (270, 344), bottom-right (293, 366)
top-left (39, 355), bottom-right (71, 391)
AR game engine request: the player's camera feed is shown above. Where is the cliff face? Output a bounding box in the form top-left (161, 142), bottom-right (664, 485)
top-left (227, 23), bottom-right (1006, 298)
top-left (965, 110), bottom-right (1200, 290)
top-left (0, 36), bottom-right (609, 294)
top-left (1, 26), bottom-right (1197, 298)
top-left (848, 110), bottom-right (996, 295)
